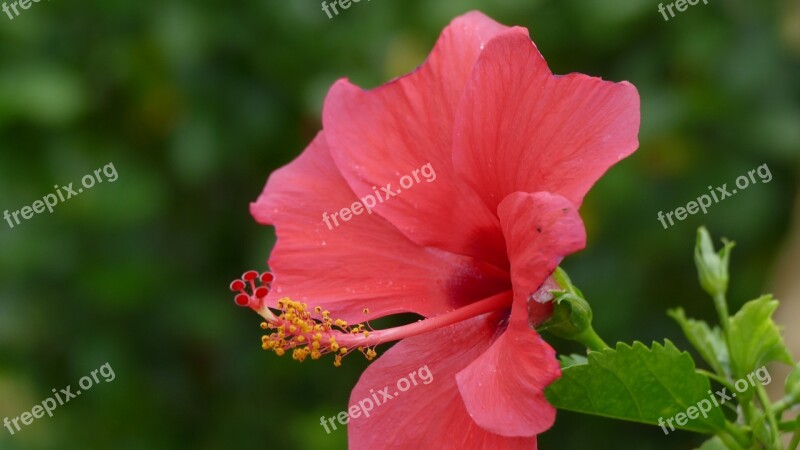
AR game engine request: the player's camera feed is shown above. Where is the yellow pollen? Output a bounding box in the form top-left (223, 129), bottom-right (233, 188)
top-left (258, 297), bottom-right (379, 367)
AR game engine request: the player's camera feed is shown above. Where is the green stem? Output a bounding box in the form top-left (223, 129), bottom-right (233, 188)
top-left (724, 420), bottom-right (752, 448)
top-left (719, 429), bottom-right (747, 450)
top-left (576, 327), bottom-right (609, 351)
top-left (755, 384), bottom-right (783, 450)
top-left (713, 293), bottom-right (731, 335)
top-left (774, 395), bottom-right (797, 417)
top-left (790, 431), bottom-right (800, 450)
top-left (740, 399), bottom-right (757, 429)
top-left (698, 369), bottom-right (736, 392)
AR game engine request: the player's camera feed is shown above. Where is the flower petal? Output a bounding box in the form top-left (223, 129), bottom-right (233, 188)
top-left (250, 133), bottom-right (509, 322)
top-left (455, 192), bottom-right (585, 437)
top-left (455, 321), bottom-right (559, 438)
top-left (322, 12), bottom-right (524, 268)
top-left (346, 307), bottom-right (538, 450)
top-left (497, 191), bottom-right (587, 326)
top-left (453, 30), bottom-right (641, 212)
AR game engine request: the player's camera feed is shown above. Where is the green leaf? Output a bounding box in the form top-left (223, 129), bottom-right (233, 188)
top-left (559, 354), bottom-right (588, 368)
top-left (669, 308), bottom-right (730, 376)
top-left (727, 295), bottom-right (793, 378)
top-left (696, 436), bottom-right (728, 450)
top-left (546, 341), bottom-right (726, 434)
top-left (785, 362), bottom-right (800, 401)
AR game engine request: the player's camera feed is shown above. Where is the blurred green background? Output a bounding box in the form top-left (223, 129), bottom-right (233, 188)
top-left (0, 0), bottom-right (798, 449)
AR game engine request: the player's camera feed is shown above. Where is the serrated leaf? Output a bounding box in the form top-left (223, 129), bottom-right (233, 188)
top-left (696, 436), bottom-right (728, 450)
top-left (728, 295), bottom-right (793, 378)
top-left (559, 354), bottom-right (588, 368)
top-left (545, 341), bottom-right (726, 434)
top-left (669, 308), bottom-right (730, 376)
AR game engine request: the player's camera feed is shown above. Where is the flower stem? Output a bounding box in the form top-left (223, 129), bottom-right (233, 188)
top-left (713, 292), bottom-right (731, 335)
top-left (697, 369), bottom-right (736, 392)
top-left (756, 384), bottom-right (784, 450)
top-left (790, 431), bottom-right (800, 450)
top-left (774, 395), bottom-right (797, 417)
top-left (719, 429), bottom-right (747, 450)
top-left (577, 327), bottom-right (609, 351)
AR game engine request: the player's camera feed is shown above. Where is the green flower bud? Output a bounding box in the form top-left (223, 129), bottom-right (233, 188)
top-left (694, 227), bottom-right (735, 299)
top-left (538, 268), bottom-right (607, 350)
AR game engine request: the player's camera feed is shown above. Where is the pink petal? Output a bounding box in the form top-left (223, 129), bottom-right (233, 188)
top-left (455, 321), bottom-right (559, 438)
top-left (456, 192), bottom-right (585, 437)
top-left (453, 30), bottom-right (641, 212)
top-left (322, 12), bottom-right (524, 268)
top-left (250, 133), bottom-right (509, 323)
top-left (346, 306), bottom-right (538, 450)
top-left (497, 191), bottom-right (587, 326)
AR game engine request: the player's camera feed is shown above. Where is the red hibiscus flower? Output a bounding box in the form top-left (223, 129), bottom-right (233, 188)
top-left (237, 10), bottom-right (639, 450)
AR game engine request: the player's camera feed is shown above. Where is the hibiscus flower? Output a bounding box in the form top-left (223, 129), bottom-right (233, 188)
top-left (235, 10), bottom-right (639, 449)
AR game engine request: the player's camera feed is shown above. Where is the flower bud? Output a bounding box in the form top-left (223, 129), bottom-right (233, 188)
top-left (694, 227), bottom-right (735, 299)
top-left (538, 268), bottom-right (594, 341)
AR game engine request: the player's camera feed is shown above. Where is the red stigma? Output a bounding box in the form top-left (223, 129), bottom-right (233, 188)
top-left (230, 270), bottom-right (274, 308)
top-left (242, 271), bottom-right (259, 282)
top-left (230, 280), bottom-right (246, 291)
top-left (235, 294), bottom-right (251, 307)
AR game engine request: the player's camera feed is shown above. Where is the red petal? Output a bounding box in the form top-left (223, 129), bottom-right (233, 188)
top-left (250, 133), bottom-right (509, 322)
top-left (497, 191), bottom-right (586, 325)
top-left (455, 192), bottom-right (585, 437)
top-left (453, 30), bottom-right (641, 212)
top-left (322, 12), bottom-right (522, 268)
top-left (346, 307), bottom-right (537, 450)
top-left (455, 321), bottom-right (559, 438)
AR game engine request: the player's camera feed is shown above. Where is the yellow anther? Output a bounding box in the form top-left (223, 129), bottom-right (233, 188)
top-left (258, 297), bottom-right (379, 367)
